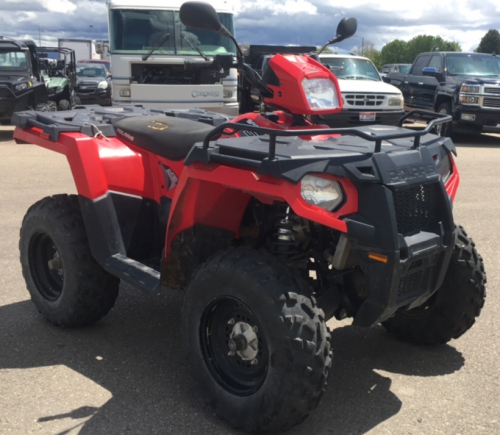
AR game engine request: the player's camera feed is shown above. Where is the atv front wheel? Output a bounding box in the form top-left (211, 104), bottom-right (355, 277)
top-left (47, 101), bottom-right (57, 112)
top-left (383, 226), bottom-right (486, 344)
top-left (58, 99), bottom-right (70, 111)
top-left (20, 194), bottom-right (120, 327)
top-left (182, 246), bottom-right (332, 433)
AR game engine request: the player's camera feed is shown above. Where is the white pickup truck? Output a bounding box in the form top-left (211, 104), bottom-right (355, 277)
top-left (316, 54), bottom-right (404, 127)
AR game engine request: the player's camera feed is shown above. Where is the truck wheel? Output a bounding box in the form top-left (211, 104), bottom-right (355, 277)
top-left (19, 194), bottom-right (120, 327)
top-left (35, 103), bottom-right (48, 112)
top-left (435, 102), bottom-right (452, 137)
top-left (182, 246), bottom-right (332, 433)
top-left (47, 101), bottom-right (57, 112)
top-left (383, 226), bottom-right (486, 344)
top-left (58, 99), bottom-right (71, 111)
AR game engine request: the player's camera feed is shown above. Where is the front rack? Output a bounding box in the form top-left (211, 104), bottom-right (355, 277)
top-left (203, 110), bottom-right (451, 159)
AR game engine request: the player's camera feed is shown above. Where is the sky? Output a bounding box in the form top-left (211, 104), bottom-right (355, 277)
top-left (0, 0), bottom-right (499, 53)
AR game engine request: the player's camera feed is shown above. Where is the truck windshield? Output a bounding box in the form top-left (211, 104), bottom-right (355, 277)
top-left (0, 51), bottom-right (28, 70)
top-left (320, 57), bottom-right (380, 81)
top-left (109, 9), bottom-right (236, 56)
top-left (399, 65), bottom-right (410, 74)
top-left (446, 54), bottom-right (500, 77)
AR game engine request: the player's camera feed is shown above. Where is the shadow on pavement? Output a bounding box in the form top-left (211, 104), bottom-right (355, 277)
top-left (453, 133), bottom-right (500, 147)
top-left (0, 284), bottom-right (464, 435)
top-left (0, 128), bottom-right (14, 143)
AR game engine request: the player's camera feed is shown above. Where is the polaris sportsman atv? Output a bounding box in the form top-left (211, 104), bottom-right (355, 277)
top-left (11, 2), bottom-right (486, 433)
top-left (0, 39), bottom-right (50, 124)
top-left (36, 46), bottom-right (78, 110)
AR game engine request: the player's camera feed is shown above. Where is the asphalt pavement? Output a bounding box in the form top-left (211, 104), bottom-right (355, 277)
top-left (0, 125), bottom-right (499, 435)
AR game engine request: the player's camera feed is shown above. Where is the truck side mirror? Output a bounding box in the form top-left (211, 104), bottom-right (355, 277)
top-left (95, 41), bottom-right (104, 55)
top-left (180, 1), bottom-right (231, 38)
top-left (422, 67), bottom-right (442, 79)
top-left (336, 17), bottom-right (357, 41)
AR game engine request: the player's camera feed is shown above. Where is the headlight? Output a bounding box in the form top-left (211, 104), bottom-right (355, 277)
top-left (460, 84), bottom-right (480, 93)
top-left (223, 90), bottom-right (233, 99)
top-left (460, 95), bottom-right (479, 105)
top-left (437, 153), bottom-right (452, 183)
top-left (119, 88), bottom-right (131, 97)
top-left (15, 83), bottom-right (28, 92)
top-left (388, 96), bottom-right (403, 106)
top-left (302, 78), bottom-right (340, 111)
top-left (98, 81), bottom-right (108, 89)
top-left (301, 175), bottom-right (344, 211)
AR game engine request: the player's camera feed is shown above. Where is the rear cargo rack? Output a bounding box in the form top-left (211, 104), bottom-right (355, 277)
top-left (202, 110), bottom-right (451, 159)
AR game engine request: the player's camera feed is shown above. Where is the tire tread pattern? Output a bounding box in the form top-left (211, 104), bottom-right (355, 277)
top-left (383, 226), bottom-right (486, 344)
top-left (20, 194), bottom-right (119, 327)
top-left (182, 245), bottom-right (332, 433)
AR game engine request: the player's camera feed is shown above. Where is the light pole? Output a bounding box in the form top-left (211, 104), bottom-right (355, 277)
top-left (352, 35), bottom-right (364, 56)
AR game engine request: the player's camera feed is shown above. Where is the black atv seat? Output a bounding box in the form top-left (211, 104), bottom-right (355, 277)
top-left (113, 115), bottom-right (215, 161)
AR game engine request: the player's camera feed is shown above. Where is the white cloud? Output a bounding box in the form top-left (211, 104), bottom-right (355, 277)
top-left (39, 0), bottom-right (77, 13)
top-left (237, 0), bottom-right (318, 15)
top-left (1, 0), bottom-right (498, 54)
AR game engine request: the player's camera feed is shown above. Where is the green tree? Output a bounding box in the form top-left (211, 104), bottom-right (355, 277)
top-left (380, 39), bottom-right (409, 64)
top-left (476, 29), bottom-right (500, 54)
top-left (351, 40), bottom-right (382, 68)
top-left (380, 35), bottom-right (461, 66)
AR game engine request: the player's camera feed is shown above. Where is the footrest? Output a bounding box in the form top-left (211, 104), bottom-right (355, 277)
top-left (104, 254), bottom-right (160, 292)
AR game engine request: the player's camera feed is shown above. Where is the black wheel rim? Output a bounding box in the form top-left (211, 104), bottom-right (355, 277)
top-left (200, 296), bottom-right (269, 396)
top-left (28, 232), bottom-right (64, 301)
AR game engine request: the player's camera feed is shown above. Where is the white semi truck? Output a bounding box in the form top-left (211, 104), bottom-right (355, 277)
top-left (107, 0), bottom-right (238, 115)
top-left (58, 39), bottom-right (110, 61)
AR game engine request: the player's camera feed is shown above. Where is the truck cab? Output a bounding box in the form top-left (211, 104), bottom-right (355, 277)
top-left (0, 39), bottom-right (48, 123)
top-left (384, 52), bottom-right (500, 135)
top-left (107, 0), bottom-right (238, 115)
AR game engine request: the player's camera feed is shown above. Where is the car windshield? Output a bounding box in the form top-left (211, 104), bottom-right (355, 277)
top-left (0, 50), bottom-right (28, 71)
top-left (320, 57), bottom-right (380, 81)
top-left (109, 9), bottom-right (236, 56)
top-left (446, 54), bottom-right (500, 77)
top-left (76, 65), bottom-right (107, 79)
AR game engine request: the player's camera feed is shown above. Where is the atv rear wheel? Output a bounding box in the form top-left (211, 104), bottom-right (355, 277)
top-left (182, 246), bottom-right (332, 433)
top-left (383, 226), bottom-right (486, 344)
top-left (58, 99), bottom-right (70, 111)
top-left (20, 194), bottom-right (120, 327)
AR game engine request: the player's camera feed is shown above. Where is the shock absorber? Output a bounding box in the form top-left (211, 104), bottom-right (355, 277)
top-left (273, 207), bottom-right (297, 256)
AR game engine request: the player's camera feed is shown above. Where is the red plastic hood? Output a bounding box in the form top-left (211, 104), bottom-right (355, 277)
top-left (263, 54), bottom-right (343, 116)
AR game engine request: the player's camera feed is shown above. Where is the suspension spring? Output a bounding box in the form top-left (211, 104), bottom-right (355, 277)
top-left (272, 208), bottom-right (297, 256)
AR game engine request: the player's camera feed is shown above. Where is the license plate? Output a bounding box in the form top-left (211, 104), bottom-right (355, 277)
top-left (359, 112), bottom-right (376, 122)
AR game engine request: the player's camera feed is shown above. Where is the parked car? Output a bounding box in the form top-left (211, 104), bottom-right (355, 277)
top-left (380, 63), bottom-right (411, 77)
top-left (78, 59), bottom-right (111, 74)
top-left (316, 54), bottom-right (405, 127)
top-left (75, 63), bottom-right (112, 106)
top-left (382, 52), bottom-right (500, 136)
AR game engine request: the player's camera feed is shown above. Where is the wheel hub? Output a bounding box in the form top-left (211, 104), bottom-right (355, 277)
top-left (229, 321), bottom-right (259, 361)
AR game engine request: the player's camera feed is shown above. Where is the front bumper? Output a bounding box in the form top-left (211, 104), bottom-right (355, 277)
top-left (0, 86), bottom-right (31, 122)
top-left (340, 147), bottom-right (457, 327)
top-left (455, 105), bottom-right (500, 133)
top-left (77, 88), bottom-right (111, 106)
top-left (317, 109), bottom-right (405, 128)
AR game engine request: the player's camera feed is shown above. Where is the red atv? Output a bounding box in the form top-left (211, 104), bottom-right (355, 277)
top-left (12, 2), bottom-right (486, 433)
